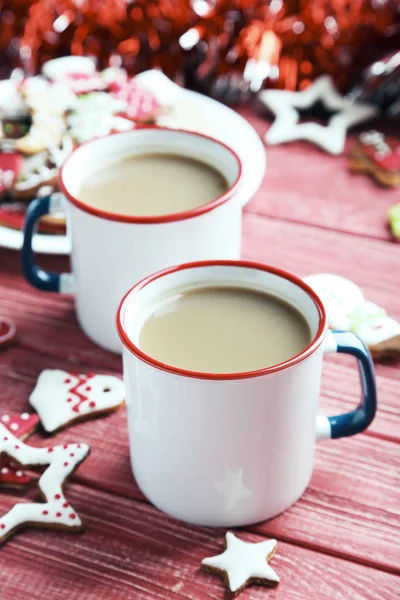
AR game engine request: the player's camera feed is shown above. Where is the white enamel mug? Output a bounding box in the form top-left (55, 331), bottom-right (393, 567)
top-left (117, 260), bottom-right (377, 527)
top-left (22, 128), bottom-right (243, 353)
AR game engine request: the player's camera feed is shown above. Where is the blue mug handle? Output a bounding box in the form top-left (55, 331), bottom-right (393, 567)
top-left (316, 330), bottom-right (377, 439)
top-left (22, 193), bottom-right (75, 294)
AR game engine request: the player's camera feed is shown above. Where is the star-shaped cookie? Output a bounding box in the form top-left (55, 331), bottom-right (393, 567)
top-left (0, 423), bottom-right (90, 545)
top-left (259, 75), bottom-right (377, 155)
top-left (0, 412), bottom-right (40, 488)
top-left (201, 532), bottom-right (279, 595)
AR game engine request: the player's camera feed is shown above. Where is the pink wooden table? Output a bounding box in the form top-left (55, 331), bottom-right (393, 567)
top-left (0, 109), bottom-right (399, 599)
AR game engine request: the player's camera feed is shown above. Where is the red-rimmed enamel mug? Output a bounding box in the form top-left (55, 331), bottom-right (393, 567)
top-left (117, 260), bottom-right (376, 527)
top-left (22, 128), bottom-right (243, 352)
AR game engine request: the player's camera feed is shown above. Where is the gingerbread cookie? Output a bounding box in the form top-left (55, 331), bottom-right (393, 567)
top-left (0, 201), bottom-right (65, 235)
top-left (0, 153), bottom-right (23, 198)
top-left (20, 76), bottom-right (77, 116)
top-left (0, 318), bottom-right (17, 348)
top-left (201, 532), bottom-right (280, 596)
top-left (304, 273), bottom-right (365, 330)
top-left (42, 56), bottom-right (96, 82)
top-left (304, 273), bottom-right (400, 360)
top-left (0, 412), bottom-right (40, 489)
top-left (0, 424), bottom-right (90, 545)
top-left (13, 136), bottom-right (73, 202)
top-left (29, 370), bottom-right (124, 433)
top-left (109, 79), bottom-right (160, 122)
top-left (0, 78), bottom-right (29, 120)
top-left (356, 316), bottom-right (400, 360)
top-left (349, 131), bottom-right (400, 188)
top-left (15, 112), bottom-right (67, 155)
top-left (67, 111), bottom-right (134, 144)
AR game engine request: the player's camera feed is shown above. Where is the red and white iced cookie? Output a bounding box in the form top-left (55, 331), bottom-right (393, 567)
top-left (42, 56), bottom-right (96, 81)
top-left (109, 79), bottom-right (160, 122)
top-left (29, 370), bottom-right (125, 433)
top-left (15, 112), bottom-right (67, 155)
top-left (101, 67), bottom-right (128, 89)
top-left (0, 201), bottom-right (66, 234)
top-left (20, 76), bottom-right (77, 115)
top-left (0, 412), bottom-right (39, 439)
top-left (13, 136), bottom-right (74, 201)
top-left (349, 131), bottom-right (400, 188)
top-left (67, 110), bottom-right (134, 143)
top-left (356, 316), bottom-right (400, 360)
top-left (0, 412), bottom-right (40, 489)
top-left (0, 424), bottom-right (90, 545)
top-left (0, 153), bottom-right (23, 198)
top-left (0, 77), bottom-right (29, 120)
top-left (0, 318), bottom-right (17, 348)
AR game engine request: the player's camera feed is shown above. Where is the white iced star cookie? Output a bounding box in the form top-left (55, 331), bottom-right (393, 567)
top-left (0, 423), bottom-right (90, 545)
top-left (29, 370), bottom-right (125, 433)
top-left (259, 75), bottom-right (377, 155)
top-left (201, 532), bottom-right (279, 595)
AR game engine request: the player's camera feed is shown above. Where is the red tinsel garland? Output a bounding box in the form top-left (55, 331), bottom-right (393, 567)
top-left (1, 0), bottom-right (398, 97)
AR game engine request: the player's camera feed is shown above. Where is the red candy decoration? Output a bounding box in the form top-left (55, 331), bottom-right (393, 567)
top-left (0, 318), bottom-right (17, 349)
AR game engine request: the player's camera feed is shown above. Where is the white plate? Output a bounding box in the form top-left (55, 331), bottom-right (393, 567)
top-left (0, 70), bottom-right (265, 255)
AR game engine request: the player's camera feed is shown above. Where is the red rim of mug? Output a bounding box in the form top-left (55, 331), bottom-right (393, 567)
top-left (59, 126), bottom-right (243, 224)
top-left (117, 260), bottom-right (328, 380)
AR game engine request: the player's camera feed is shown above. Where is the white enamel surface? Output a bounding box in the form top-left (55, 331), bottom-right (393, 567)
top-left (65, 129), bottom-right (242, 352)
top-left (121, 265), bottom-right (326, 526)
top-left (3, 72), bottom-right (265, 254)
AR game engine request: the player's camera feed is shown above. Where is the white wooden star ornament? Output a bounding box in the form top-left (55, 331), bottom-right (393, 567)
top-left (0, 423), bottom-right (90, 545)
top-left (201, 532), bottom-right (280, 595)
top-left (259, 75), bottom-right (378, 155)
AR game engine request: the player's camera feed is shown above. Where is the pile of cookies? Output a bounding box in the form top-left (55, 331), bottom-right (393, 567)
top-left (0, 369), bottom-right (124, 545)
top-left (0, 57), bottom-right (161, 235)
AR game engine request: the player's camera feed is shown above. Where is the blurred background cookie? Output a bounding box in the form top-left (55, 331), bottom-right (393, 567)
top-left (348, 131), bottom-right (400, 188)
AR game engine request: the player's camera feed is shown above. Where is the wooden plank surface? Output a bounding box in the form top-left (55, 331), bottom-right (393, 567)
top-left (1, 348), bottom-right (399, 573)
top-left (1, 484), bottom-right (399, 600)
top-left (238, 107), bottom-right (400, 242)
top-left (1, 109), bottom-right (400, 598)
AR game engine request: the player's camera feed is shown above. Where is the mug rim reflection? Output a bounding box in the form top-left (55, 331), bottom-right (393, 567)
top-left (117, 260), bottom-right (328, 380)
top-left (59, 126), bottom-right (243, 224)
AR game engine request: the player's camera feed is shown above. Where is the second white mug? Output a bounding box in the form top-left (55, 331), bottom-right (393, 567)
top-left (22, 127), bottom-right (246, 352)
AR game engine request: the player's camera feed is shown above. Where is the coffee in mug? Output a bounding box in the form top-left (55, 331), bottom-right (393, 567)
top-left (77, 154), bottom-right (229, 217)
top-left (139, 286), bottom-right (311, 373)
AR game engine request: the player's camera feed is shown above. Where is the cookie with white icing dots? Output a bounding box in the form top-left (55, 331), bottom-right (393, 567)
top-left (304, 273), bottom-right (400, 359)
top-left (201, 532), bottom-right (280, 595)
top-left (0, 412), bottom-right (40, 489)
top-left (29, 370), bottom-right (125, 433)
top-left (0, 424), bottom-right (90, 545)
